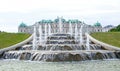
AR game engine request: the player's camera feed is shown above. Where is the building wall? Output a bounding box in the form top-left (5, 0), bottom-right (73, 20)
top-left (18, 22), bottom-right (103, 34)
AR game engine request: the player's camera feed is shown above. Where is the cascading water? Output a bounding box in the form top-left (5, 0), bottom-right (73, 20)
top-left (3, 32), bottom-right (120, 61)
top-left (48, 24), bottom-right (51, 36)
top-left (1, 17), bottom-right (120, 61)
top-left (59, 17), bottom-right (62, 33)
top-left (69, 22), bottom-right (73, 35)
top-left (80, 25), bottom-right (83, 44)
top-left (75, 24), bottom-right (78, 40)
top-left (39, 25), bottom-right (42, 44)
top-left (86, 34), bottom-right (90, 50)
top-left (44, 24), bottom-right (47, 41)
top-left (32, 26), bottom-right (37, 50)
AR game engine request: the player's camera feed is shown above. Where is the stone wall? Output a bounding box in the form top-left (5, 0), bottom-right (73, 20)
top-left (86, 33), bottom-right (120, 51)
top-left (0, 35), bottom-right (33, 56)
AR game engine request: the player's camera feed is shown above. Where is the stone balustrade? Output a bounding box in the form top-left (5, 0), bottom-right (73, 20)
top-left (0, 35), bottom-right (33, 56)
top-left (85, 33), bottom-right (120, 51)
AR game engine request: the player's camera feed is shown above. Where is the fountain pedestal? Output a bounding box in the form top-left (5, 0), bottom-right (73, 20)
top-left (2, 33), bottom-right (120, 61)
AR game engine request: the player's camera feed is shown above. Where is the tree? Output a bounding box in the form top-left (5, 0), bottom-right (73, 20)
top-left (110, 24), bottom-right (120, 32)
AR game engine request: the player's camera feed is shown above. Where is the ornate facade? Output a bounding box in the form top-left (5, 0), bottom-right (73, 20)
top-left (18, 17), bottom-right (103, 34)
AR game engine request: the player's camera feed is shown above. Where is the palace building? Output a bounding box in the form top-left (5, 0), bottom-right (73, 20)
top-left (18, 17), bottom-right (103, 34)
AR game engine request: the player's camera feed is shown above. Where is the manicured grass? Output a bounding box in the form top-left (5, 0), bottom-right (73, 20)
top-left (0, 32), bottom-right (31, 49)
top-left (91, 32), bottom-right (120, 47)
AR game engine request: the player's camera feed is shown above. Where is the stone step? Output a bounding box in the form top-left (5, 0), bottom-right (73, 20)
top-left (7, 50), bottom-right (117, 54)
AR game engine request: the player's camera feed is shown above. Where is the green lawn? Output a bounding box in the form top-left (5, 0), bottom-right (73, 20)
top-left (0, 32), bottom-right (31, 49)
top-left (91, 32), bottom-right (120, 47)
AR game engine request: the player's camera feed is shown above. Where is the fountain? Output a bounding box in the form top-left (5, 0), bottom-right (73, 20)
top-left (48, 24), bottom-right (51, 36)
top-left (69, 21), bottom-right (73, 35)
top-left (80, 25), bottom-right (83, 44)
top-left (86, 34), bottom-right (90, 50)
top-left (2, 31), bottom-right (120, 61)
top-left (59, 17), bottom-right (62, 33)
top-left (39, 25), bottom-right (42, 45)
top-left (1, 17), bottom-right (120, 62)
top-left (44, 24), bottom-right (47, 41)
top-left (75, 24), bottom-right (78, 40)
top-left (32, 26), bottom-right (37, 50)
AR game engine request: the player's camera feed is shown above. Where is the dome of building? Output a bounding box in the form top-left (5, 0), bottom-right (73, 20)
top-left (94, 21), bottom-right (102, 27)
top-left (19, 22), bottom-right (27, 27)
top-left (48, 20), bottom-right (53, 23)
top-left (61, 18), bottom-right (66, 23)
top-left (68, 19), bottom-right (79, 24)
top-left (41, 19), bottom-right (46, 23)
top-left (54, 17), bottom-right (66, 23)
top-left (54, 18), bottom-right (59, 23)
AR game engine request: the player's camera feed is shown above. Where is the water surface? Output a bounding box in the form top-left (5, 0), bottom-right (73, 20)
top-left (0, 60), bottom-right (120, 71)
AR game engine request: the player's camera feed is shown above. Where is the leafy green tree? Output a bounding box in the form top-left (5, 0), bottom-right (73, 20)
top-left (110, 24), bottom-right (120, 32)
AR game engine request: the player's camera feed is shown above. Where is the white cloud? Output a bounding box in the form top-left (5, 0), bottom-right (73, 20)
top-left (0, 0), bottom-right (119, 13)
top-left (0, 0), bottom-right (120, 32)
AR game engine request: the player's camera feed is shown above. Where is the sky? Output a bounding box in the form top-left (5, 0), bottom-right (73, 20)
top-left (0, 0), bottom-right (120, 32)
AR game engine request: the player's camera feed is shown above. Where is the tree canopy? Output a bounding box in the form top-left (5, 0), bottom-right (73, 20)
top-left (110, 24), bottom-right (120, 32)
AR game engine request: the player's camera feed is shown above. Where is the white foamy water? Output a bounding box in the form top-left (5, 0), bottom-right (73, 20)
top-left (0, 60), bottom-right (120, 71)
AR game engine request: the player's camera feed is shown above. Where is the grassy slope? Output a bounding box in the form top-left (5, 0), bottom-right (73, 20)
top-left (0, 32), bottom-right (31, 49)
top-left (91, 32), bottom-right (120, 47)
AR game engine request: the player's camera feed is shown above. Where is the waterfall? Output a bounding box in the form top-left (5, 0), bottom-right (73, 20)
top-left (2, 17), bottom-right (120, 62)
top-left (86, 34), bottom-right (90, 50)
top-left (69, 22), bottom-right (73, 35)
top-left (44, 24), bottom-right (47, 41)
top-left (75, 24), bottom-right (78, 40)
top-left (59, 17), bottom-right (62, 33)
top-left (48, 24), bottom-right (51, 36)
top-left (80, 25), bottom-right (83, 44)
top-left (39, 25), bottom-right (42, 44)
top-left (2, 32), bottom-right (120, 61)
top-left (32, 26), bottom-right (37, 50)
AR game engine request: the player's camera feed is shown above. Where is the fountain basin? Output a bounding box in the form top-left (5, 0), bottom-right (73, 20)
top-left (0, 60), bottom-right (120, 71)
top-left (3, 50), bottom-right (120, 62)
